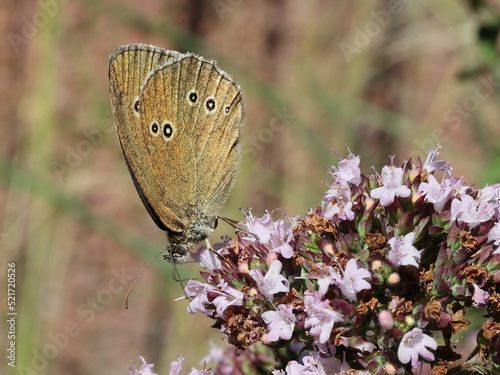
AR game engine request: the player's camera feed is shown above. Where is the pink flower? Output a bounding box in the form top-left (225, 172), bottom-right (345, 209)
top-left (212, 281), bottom-right (244, 317)
top-left (242, 211), bottom-right (296, 258)
top-left (423, 147), bottom-right (451, 174)
top-left (344, 336), bottom-right (376, 352)
top-left (323, 183), bottom-right (355, 222)
top-left (388, 232), bottom-right (421, 268)
top-left (451, 195), bottom-right (495, 228)
top-left (262, 304), bottom-right (296, 341)
top-left (478, 184), bottom-right (500, 220)
top-left (185, 280), bottom-right (217, 315)
top-left (310, 264), bottom-right (337, 296)
top-left (129, 356), bottom-right (158, 375)
top-left (472, 284), bottom-right (490, 308)
top-left (169, 356), bottom-right (183, 375)
top-left (418, 174), bottom-right (451, 212)
top-left (330, 152), bottom-right (361, 186)
top-left (200, 339), bottom-right (225, 366)
top-left (249, 260), bottom-right (290, 299)
top-left (488, 223), bottom-right (500, 254)
top-left (332, 259), bottom-right (372, 302)
top-left (448, 177), bottom-right (469, 196)
top-left (371, 165), bottom-right (411, 206)
top-left (304, 291), bottom-right (344, 344)
top-left (168, 358), bottom-right (212, 375)
top-left (191, 245), bottom-right (223, 271)
top-left (398, 328), bottom-right (437, 368)
top-left (187, 369), bottom-right (212, 375)
top-left (283, 352), bottom-right (346, 375)
top-left (268, 219), bottom-right (296, 258)
top-left (477, 184), bottom-right (500, 205)
top-left (242, 210), bottom-right (275, 243)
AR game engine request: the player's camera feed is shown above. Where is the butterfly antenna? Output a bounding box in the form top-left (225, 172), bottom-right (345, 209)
top-left (124, 248), bottom-right (164, 309)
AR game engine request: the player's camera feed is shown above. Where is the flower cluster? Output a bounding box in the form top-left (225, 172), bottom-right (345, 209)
top-left (139, 148), bottom-right (500, 374)
top-left (129, 343), bottom-right (283, 375)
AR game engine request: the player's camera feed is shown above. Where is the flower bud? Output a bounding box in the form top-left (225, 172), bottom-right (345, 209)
top-left (378, 310), bottom-right (394, 330)
top-left (371, 260), bottom-right (382, 271)
top-left (388, 272), bottom-right (401, 286)
top-left (248, 287), bottom-right (259, 298)
top-left (409, 168), bottom-right (421, 183)
top-left (412, 192), bottom-right (423, 204)
top-left (238, 262), bottom-right (250, 274)
top-left (385, 362), bottom-right (397, 375)
top-left (405, 315), bottom-right (415, 326)
top-left (365, 198), bottom-right (376, 210)
top-left (320, 240), bottom-right (334, 257)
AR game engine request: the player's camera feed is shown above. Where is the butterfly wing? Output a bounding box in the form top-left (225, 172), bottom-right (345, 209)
top-left (188, 57), bottom-right (244, 218)
top-left (138, 54), bottom-right (244, 229)
top-left (109, 44), bottom-right (186, 232)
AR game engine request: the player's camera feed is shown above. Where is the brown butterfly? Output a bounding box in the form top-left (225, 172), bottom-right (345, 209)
top-left (109, 43), bottom-right (245, 263)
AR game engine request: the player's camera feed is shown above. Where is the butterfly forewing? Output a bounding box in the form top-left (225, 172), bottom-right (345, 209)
top-left (109, 44), bottom-right (185, 232)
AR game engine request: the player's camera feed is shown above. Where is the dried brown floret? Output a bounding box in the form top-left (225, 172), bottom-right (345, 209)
top-left (482, 319), bottom-right (500, 340)
top-left (424, 298), bottom-right (442, 321)
top-left (357, 297), bottom-right (379, 315)
top-left (275, 289), bottom-right (303, 308)
top-left (330, 327), bottom-right (344, 346)
top-left (294, 212), bottom-right (337, 237)
top-left (421, 265), bottom-right (435, 292)
top-left (460, 265), bottom-right (489, 284)
top-left (459, 230), bottom-right (477, 252)
top-left (225, 309), bottom-right (264, 348)
top-left (430, 364), bottom-right (448, 375)
top-left (450, 310), bottom-right (469, 334)
top-left (389, 296), bottom-right (413, 316)
top-left (488, 291), bottom-right (500, 318)
top-left (365, 233), bottom-right (387, 250)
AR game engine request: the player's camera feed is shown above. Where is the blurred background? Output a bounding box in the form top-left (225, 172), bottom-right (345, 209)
top-left (1, 1), bottom-right (500, 374)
